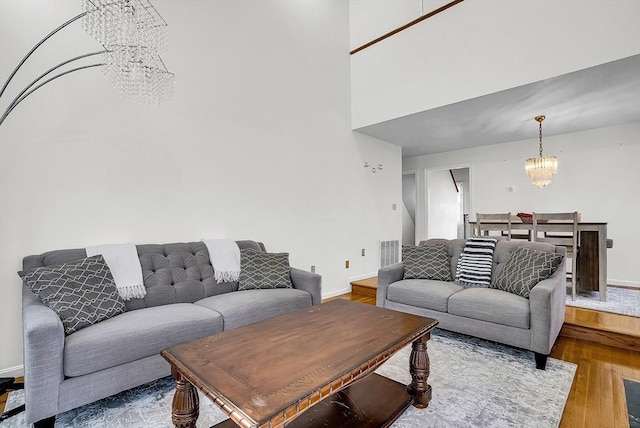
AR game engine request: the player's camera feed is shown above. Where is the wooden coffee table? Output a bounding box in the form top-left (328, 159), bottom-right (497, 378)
top-left (161, 299), bottom-right (438, 428)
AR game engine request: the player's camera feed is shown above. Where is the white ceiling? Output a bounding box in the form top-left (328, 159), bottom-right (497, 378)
top-left (354, 55), bottom-right (640, 158)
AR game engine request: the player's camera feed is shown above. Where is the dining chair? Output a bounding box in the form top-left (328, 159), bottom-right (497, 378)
top-left (509, 214), bottom-right (532, 240)
top-left (532, 212), bottom-right (579, 300)
top-left (476, 212), bottom-right (512, 239)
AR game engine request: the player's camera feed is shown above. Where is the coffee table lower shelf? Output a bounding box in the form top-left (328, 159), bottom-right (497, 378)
top-left (212, 373), bottom-right (417, 428)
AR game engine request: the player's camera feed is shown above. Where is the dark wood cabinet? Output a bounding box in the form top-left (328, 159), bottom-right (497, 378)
top-left (577, 231), bottom-right (600, 292)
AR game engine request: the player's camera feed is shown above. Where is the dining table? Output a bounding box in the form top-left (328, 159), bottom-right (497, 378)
top-left (468, 220), bottom-right (608, 301)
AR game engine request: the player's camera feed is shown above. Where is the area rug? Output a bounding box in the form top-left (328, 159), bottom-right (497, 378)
top-left (625, 379), bottom-right (640, 428)
top-left (1, 330), bottom-right (576, 428)
top-left (565, 286), bottom-right (640, 317)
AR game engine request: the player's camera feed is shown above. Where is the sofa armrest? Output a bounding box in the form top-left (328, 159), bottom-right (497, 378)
top-left (376, 263), bottom-right (404, 307)
top-left (22, 288), bottom-right (65, 423)
top-left (290, 267), bottom-right (322, 305)
top-left (528, 256), bottom-right (567, 355)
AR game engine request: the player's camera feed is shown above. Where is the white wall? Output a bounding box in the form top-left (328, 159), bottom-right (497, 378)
top-left (351, 0), bottom-right (640, 128)
top-left (0, 1), bottom-right (401, 375)
top-left (404, 121), bottom-right (640, 288)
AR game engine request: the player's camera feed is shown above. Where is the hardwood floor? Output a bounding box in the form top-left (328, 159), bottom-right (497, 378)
top-left (350, 277), bottom-right (378, 298)
top-left (0, 376), bottom-right (22, 416)
top-left (552, 336), bottom-right (638, 428)
top-left (331, 289), bottom-right (640, 428)
top-left (562, 306), bottom-right (640, 351)
top-left (0, 390), bottom-right (6, 415)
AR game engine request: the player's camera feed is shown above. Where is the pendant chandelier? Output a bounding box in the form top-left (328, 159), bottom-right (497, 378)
top-left (525, 115), bottom-right (557, 188)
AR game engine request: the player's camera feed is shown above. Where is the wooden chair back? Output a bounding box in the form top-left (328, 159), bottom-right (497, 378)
top-left (509, 214), bottom-right (531, 240)
top-left (532, 211), bottom-right (579, 300)
top-left (476, 212), bottom-right (512, 239)
top-left (532, 212), bottom-right (579, 249)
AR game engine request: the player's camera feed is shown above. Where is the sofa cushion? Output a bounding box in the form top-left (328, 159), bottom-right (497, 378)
top-left (238, 249), bottom-right (293, 290)
top-left (63, 303), bottom-right (223, 377)
top-left (448, 288), bottom-right (530, 329)
top-left (402, 244), bottom-right (451, 281)
top-left (492, 246), bottom-right (564, 298)
top-left (387, 279), bottom-right (463, 312)
top-left (19, 255), bottom-right (126, 335)
top-left (195, 288), bottom-right (311, 330)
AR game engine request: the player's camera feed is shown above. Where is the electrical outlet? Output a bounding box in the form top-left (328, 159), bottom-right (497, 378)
top-left (345, 260), bottom-right (350, 269)
top-left (392, 203), bottom-right (397, 211)
top-left (310, 265), bottom-right (315, 273)
top-left (361, 248), bottom-right (365, 256)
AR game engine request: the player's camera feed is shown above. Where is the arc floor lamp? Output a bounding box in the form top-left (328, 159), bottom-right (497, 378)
top-left (0, 1), bottom-right (174, 421)
top-left (0, 0), bottom-right (175, 127)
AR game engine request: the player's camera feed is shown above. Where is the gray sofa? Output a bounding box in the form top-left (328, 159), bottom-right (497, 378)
top-left (377, 238), bottom-right (566, 370)
top-left (20, 240), bottom-right (321, 426)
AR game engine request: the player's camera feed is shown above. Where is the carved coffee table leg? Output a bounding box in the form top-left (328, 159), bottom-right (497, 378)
top-left (171, 370), bottom-right (199, 428)
top-left (408, 332), bottom-right (432, 408)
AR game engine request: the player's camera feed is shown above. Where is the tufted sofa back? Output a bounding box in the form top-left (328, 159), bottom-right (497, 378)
top-left (22, 240), bottom-right (265, 311)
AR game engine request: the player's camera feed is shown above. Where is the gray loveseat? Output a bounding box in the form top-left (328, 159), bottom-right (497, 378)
top-left (377, 238), bottom-right (566, 370)
top-left (20, 240), bottom-right (321, 426)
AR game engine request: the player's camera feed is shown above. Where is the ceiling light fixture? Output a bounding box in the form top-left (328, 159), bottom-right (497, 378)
top-left (525, 115), bottom-right (557, 188)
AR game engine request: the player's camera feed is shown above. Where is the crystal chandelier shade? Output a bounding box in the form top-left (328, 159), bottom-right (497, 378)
top-left (82, 0), bottom-right (168, 53)
top-left (82, 0), bottom-right (174, 104)
top-left (103, 48), bottom-right (173, 104)
top-left (525, 115), bottom-right (557, 188)
top-left (525, 155), bottom-right (558, 188)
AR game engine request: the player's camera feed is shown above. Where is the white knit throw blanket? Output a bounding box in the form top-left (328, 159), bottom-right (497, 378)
top-left (85, 243), bottom-right (146, 300)
top-left (202, 239), bottom-right (241, 284)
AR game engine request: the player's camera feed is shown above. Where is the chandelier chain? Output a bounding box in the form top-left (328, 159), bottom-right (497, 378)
top-left (526, 114), bottom-right (557, 188)
top-left (539, 121), bottom-right (543, 157)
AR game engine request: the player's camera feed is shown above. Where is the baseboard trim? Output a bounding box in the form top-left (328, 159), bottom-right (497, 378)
top-left (608, 280), bottom-right (640, 289)
top-left (347, 272), bottom-right (377, 282)
top-left (322, 286), bottom-right (351, 300)
top-left (0, 364), bottom-right (24, 378)
top-left (609, 284), bottom-right (640, 291)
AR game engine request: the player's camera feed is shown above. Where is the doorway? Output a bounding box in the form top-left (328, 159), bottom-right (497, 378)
top-left (401, 171), bottom-right (417, 245)
top-left (424, 166), bottom-right (471, 241)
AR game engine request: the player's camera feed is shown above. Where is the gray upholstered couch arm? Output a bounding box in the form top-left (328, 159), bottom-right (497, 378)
top-left (529, 251), bottom-right (567, 355)
top-left (377, 263), bottom-right (404, 307)
top-left (22, 288), bottom-right (65, 424)
top-left (290, 267), bottom-right (322, 305)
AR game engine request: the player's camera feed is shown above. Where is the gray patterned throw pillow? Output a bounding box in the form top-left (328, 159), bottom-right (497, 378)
top-left (18, 255), bottom-right (126, 335)
top-left (402, 244), bottom-right (452, 281)
top-left (491, 247), bottom-right (564, 298)
top-left (238, 248), bottom-right (293, 290)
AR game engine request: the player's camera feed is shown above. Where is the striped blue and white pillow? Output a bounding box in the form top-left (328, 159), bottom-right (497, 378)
top-left (455, 237), bottom-right (498, 288)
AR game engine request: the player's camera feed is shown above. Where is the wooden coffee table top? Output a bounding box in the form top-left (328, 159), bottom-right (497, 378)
top-left (161, 299), bottom-right (438, 428)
